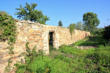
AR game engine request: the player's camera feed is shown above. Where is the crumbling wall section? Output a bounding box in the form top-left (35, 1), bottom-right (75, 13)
top-left (11, 20), bottom-right (90, 55)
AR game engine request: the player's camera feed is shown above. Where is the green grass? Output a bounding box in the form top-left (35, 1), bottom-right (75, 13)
top-left (15, 44), bottom-right (110, 73)
top-left (74, 36), bottom-right (106, 47)
top-left (59, 45), bottom-right (94, 55)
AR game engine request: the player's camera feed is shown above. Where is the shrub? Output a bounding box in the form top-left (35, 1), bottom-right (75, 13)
top-left (0, 11), bottom-right (16, 44)
top-left (15, 64), bottom-right (26, 73)
top-left (16, 55), bottom-right (73, 73)
top-left (69, 24), bottom-right (75, 35)
top-left (92, 28), bottom-right (104, 36)
top-left (103, 25), bottom-right (110, 41)
top-left (0, 11), bottom-right (16, 55)
top-left (85, 47), bottom-right (110, 73)
top-left (27, 56), bottom-right (51, 73)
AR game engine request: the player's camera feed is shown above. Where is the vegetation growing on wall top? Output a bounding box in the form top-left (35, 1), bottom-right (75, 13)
top-left (69, 23), bottom-right (75, 35)
top-left (0, 11), bottom-right (16, 44)
top-left (0, 11), bottom-right (16, 54)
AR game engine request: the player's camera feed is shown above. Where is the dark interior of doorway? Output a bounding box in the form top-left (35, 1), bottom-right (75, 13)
top-left (49, 32), bottom-right (54, 50)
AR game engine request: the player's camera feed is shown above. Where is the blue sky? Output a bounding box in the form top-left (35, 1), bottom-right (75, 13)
top-left (0, 0), bottom-right (110, 28)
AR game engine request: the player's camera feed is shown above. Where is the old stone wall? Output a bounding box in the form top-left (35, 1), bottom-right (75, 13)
top-left (14, 21), bottom-right (44, 55)
top-left (0, 20), bottom-right (90, 73)
top-left (58, 27), bottom-right (90, 46)
top-left (13, 20), bottom-right (90, 55)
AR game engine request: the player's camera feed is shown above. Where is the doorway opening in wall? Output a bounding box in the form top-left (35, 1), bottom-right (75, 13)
top-left (49, 32), bottom-right (54, 51)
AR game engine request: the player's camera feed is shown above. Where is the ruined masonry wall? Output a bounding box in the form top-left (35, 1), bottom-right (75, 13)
top-left (14, 21), bottom-right (44, 55)
top-left (58, 27), bottom-right (90, 46)
top-left (13, 20), bottom-right (90, 55)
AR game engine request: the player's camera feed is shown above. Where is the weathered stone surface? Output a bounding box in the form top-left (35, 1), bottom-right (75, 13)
top-left (15, 20), bottom-right (90, 55)
top-left (0, 42), bottom-right (9, 73)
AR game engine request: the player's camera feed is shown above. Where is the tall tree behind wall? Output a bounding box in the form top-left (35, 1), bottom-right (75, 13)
top-left (58, 20), bottom-right (63, 27)
top-left (16, 3), bottom-right (49, 24)
top-left (83, 12), bottom-right (100, 32)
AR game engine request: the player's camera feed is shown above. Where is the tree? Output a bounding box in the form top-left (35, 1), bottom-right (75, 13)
top-left (58, 20), bottom-right (63, 26)
top-left (83, 12), bottom-right (100, 32)
top-left (75, 22), bottom-right (83, 30)
top-left (16, 3), bottom-right (49, 24)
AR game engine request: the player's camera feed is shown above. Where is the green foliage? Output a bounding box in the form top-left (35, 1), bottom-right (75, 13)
top-left (25, 42), bottom-right (38, 64)
top-left (16, 54), bottom-right (72, 73)
top-left (85, 46), bottom-right (110, 73)
top-left (0, 11), bottom-right (16, 44)
top-left (0, 11), bottom-right (16, 55)
top-left (75, 21), bottom-right (83, 30)
top-left (8, 45), bottom-right (14, 54)
top-left (74, 36), bottom-right (106, 47)
top-left (27, 56), bottom-right (51, 73)
top-left (92, 28), bottom-right (104, 36)
top-left (69, 23), bottom-right (75, 35)
top-left (83, 12), bottom-right (100, 32)
top-left (15, 64), bottom-right (26, 73)
top-left (16, 44), bottom-right (110, 73)
top-left (103, 25), bottom-right (110, 41)
top-left (48, 59), bottom-right (72, 73)
top-left (5, 58), bottom-right (13, 72)
top-left (59, 45), bottom-right (110, 73)
top-left (59, 45), bottom-right (94, 56)
top-left (58, 20), bottom-right (63, 26)
top-left (16, 3), bottom-right (49, 24)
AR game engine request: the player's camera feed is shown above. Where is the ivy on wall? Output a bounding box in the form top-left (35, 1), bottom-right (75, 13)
top-left (69, 24), bottom-right (75, 35)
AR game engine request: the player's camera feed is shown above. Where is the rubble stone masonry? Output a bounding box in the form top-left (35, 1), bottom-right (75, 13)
top-left (14, 20), bottom-right (90, 55)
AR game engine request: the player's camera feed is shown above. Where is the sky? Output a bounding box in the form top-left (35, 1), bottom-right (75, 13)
top-left (0, 0), bottom-right (110, 28)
